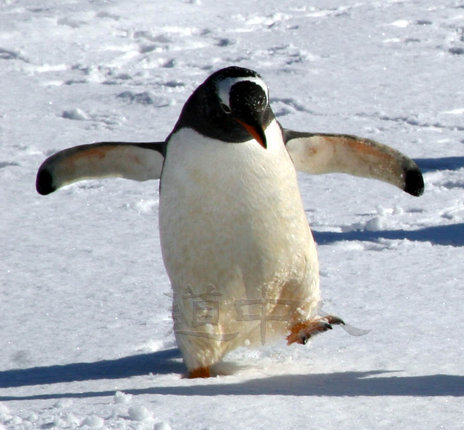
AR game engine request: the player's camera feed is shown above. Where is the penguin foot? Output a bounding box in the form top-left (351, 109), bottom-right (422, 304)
top-left (287, 315), bottom-right (345, 345)
top-left (188, 366), bottom-right (211, 378)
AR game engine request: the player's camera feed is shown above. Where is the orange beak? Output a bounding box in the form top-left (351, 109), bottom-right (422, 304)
top-left (235, 118), bottom-right (267, 149)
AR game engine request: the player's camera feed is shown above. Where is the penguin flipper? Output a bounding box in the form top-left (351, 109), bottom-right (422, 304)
top-left (36, 142), bottom-right (165, 195)
top-left (283, 130), bottom-right (424, 196)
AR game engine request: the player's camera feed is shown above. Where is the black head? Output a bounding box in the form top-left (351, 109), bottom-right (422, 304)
top-left (172, 66), bottom-right (274, 148)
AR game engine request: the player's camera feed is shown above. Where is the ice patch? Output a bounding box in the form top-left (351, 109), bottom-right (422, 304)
top-left (306, 9), bottom-right (337, 18)
top-left (440, 203), bottom-right (464, 221)
top-left (162, 26), bottom-right (198, 36)
top-left (442, 108), bottom-right (464, 115)
top-left (245, 13), bottom-right (290, 27)
top-left (0, 403), bottom-right (11, 421)
top-left (113, 391), bottom-right (133, 404)
top-left (96, 11), bottom-right (121, 20)
top-left (305, 5), bottom-right (354, 18)
top-left (81, 415), bottom-right (105, 428)
top-left (128, 405), bottom-right (153, 422)
top-left (154, 422), bottom-right (172, 430)
top-left (0, 47), bottom-right (27, 62)
top-left (383, 37), bottom-right (401, 44)
top-left (341, 217), bottom-right (385, 232)
top-left (54, 399), bottom-right (73, 409)
top-left (11, 349), bottom-right (32, 366)
top-left (0, 161), bottom-right (19, 169)
top-left (117, 91), bottom-right (173, 107)
top-left (57, 17), bottom-right (86, 28)
top-left (28, 63), bottom-right (68, 73)
top-left (390, 19), bottom-right (410, 28)
top-left (62, 108), bottom-right (90, 121)
top-left (136, 338), bottom-right (169, 352)
top-left (132, 199), bottom-right (159, 215)
top-left (338, 242), bottom-right (365, 251)
top-left (449, 47), bottom-right (464, 55)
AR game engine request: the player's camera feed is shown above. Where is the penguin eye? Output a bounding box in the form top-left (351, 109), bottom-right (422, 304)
top-left (220, 103), bottom-right (231, 114)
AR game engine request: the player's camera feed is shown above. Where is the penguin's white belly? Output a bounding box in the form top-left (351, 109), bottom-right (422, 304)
top-left (159, 120), bottom-right (320, 369)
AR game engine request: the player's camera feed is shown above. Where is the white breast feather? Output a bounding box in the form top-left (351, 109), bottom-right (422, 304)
top-left (159, 120), bottom-right (320, 370)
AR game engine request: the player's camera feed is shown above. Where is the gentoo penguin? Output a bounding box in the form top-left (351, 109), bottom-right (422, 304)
top-left (36, 66), bottom-right (424, 378)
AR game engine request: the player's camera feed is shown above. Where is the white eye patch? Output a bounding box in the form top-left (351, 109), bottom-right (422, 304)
top-left (216, 76), bottom-right (269, 110)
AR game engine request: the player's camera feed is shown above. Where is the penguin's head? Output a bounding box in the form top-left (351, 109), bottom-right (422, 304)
top-left (174, 67), bottom-right (274, 148)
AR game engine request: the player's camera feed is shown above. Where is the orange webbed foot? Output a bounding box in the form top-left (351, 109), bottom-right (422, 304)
top-left (188, 366), bottom-right (211, 378)
top-left (287, 315), bottom-right (345, 345)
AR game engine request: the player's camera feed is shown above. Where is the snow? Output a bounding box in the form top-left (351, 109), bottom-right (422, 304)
top-left (1, 0), bottom-right (463, 428)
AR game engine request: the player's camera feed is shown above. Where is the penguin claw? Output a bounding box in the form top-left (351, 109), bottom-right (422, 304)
top-left (323, 315), bottom-right (345, 326)
top-left (287, 315), bottom-right (344, 345)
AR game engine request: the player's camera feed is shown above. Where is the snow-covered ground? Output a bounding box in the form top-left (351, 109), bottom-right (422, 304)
top-left (1, 0), bottom-right (464, 428)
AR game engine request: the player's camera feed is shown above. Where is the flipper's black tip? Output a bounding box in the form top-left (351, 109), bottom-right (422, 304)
top-left (404, 167), bottom-right (424, 197)
top-left (36, 167), bottom-right (56, 195)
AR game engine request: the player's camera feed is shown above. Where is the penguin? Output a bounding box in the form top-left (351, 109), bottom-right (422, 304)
top-left (36, 66), bottom-right (424, 378)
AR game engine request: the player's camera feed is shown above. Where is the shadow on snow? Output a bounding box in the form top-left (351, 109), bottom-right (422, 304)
top-left (0, 349), bottom-right (183, 389)
top-left (313, 223), bottom-right (464, 247)
top-left (415, 156), bottom-right (464, 173)
top-left (0, 350), bottom-right (463, 401)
